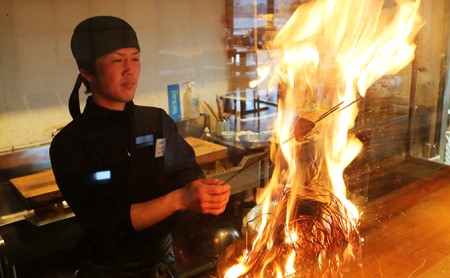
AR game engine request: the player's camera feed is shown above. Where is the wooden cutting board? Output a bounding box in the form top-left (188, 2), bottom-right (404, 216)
top-left (9, 169), bottom-right (62, 210)
top-left (10, 137), bottom-right (228, 209)
top-left (184, 136), bottom-right (228, 165)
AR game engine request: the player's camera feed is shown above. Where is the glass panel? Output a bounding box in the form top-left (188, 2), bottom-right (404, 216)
top-left (409, 0), bottom-right (450, 164)
top-left (226, 0), bottom-right (450, 168)
top-left (233, 0), bottom-right (268, 37)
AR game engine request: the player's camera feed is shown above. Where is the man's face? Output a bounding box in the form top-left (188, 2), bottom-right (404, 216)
top-left (86, 47), bottom-right (141, 110)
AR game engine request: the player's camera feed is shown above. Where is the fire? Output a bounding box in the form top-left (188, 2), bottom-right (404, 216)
top-left (222, 0), bottom-right (422, 277)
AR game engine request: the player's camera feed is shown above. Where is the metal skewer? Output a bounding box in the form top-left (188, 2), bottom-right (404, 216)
top-left (222, 97), bottom-right (362, 184)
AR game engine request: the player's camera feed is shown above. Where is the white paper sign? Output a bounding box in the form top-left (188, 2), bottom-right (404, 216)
top-left (155, 138), bottom-right (166, 158)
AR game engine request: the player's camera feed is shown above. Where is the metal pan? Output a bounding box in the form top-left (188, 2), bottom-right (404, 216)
top-left (238, 133), bottom-right (271, 150)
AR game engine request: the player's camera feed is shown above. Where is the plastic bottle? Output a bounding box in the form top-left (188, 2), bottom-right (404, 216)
top-left (182, 81), bottom-right (200, 119)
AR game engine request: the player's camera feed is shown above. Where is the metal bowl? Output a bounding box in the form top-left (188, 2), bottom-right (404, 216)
top-left (185, 220), bottom-right (242, 258)
top-left (239, 132), bottom-right (271, 150)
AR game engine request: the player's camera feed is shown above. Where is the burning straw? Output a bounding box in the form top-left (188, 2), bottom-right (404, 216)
top-left (222, 170), bottom-right (363, 278)
top-left (239, 186), bottom-right (362, 278)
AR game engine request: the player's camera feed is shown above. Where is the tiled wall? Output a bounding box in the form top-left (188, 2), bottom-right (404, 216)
top-left (0, 0), bottom-right (228, 153)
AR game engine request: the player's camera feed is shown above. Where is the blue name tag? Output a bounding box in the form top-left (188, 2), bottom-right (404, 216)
top-left (135, 134), bottom-right (154, 147)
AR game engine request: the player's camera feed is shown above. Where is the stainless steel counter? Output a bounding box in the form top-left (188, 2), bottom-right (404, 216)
top-left (0, 182), bottom-right (25, 219)
top-left (0, 146), bottom-right (79, 277)
top-left (0, 179), bottom-right (78, 277)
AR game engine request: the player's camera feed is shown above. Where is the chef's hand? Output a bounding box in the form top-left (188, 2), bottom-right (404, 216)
top-left (180, 178), bottom-right (230, 215)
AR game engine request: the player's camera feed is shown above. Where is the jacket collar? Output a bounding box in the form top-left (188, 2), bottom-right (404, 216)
top-left (83, 96), bottom-right (134, 116)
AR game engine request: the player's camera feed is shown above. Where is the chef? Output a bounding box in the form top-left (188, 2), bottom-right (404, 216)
top-left (50, 16), bottom-right (230, 277)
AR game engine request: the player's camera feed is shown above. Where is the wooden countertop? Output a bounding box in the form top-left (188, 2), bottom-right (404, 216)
top-left (345, 166), bottom-right (450, 277)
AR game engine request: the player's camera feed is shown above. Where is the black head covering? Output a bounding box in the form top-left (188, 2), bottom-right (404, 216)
top-left (69, 16), bottom-right (140, 119)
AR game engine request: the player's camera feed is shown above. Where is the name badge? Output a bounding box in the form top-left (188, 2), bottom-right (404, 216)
top-left (89, 170), bottom-right (111, 184)
top-left (155, 138), bottom-right (166, 158)
top-left (93, 170), bottom-right (111, 181)
top-left (135, 134), bottom-right (154, 147)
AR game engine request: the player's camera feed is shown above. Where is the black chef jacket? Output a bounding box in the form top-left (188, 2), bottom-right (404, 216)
top-left (50, 97), bottom-right (203, 267)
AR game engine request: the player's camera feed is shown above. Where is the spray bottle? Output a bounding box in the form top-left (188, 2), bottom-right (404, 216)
top-left (182, 81), bottom-right (200, 118)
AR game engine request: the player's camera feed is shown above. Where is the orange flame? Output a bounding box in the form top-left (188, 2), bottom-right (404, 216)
top-left (224, 0), bottom-right (422, 277)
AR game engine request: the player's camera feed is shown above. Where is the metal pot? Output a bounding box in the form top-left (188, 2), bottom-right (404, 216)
top-left (238, 132), bottom-right (271, 150)
top-left (184, 219), bottom-right (242, 258)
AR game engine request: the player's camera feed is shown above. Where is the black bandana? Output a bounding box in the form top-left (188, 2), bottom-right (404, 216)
top-left (69, 16), bottom-right (140, 119)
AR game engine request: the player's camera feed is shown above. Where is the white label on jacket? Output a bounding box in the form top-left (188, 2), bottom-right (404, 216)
top-left (93, 170), bottom-right (111, 181)
top-left (155, 138), bottom-right (166, 157)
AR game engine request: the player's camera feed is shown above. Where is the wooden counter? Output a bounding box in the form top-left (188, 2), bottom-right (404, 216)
top-left (345, 166), bottom-right (450, 277)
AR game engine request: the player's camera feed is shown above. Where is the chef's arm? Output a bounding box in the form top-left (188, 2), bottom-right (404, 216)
top-left (130, 178), bottom-right (230, 231)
